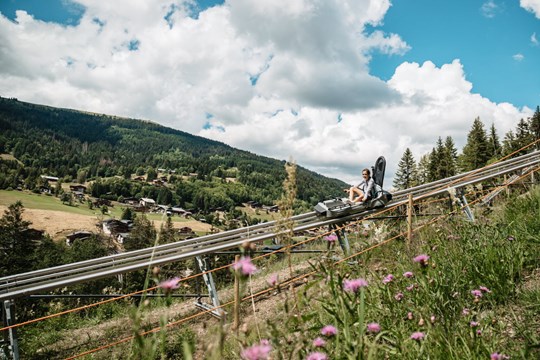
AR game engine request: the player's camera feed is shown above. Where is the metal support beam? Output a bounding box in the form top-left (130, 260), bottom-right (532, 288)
top-left (2, 300), bottom-right (19, 360)
top-left (194, 256), bottom-right (223, 318)
top-left (330, 224), bottom-right (350, 256)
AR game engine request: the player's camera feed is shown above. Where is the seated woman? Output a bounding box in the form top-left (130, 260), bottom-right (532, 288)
top-left (347, 168), bottom-right (374, 203)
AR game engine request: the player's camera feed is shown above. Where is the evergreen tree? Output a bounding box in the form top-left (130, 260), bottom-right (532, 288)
top-left (159, 215), bottom-right (176, 244)
top-left (124, 214), bottom-right (156, 251)
top-left (393, 148), bottom-right (417, 190)
top-left (529, 106), bottom-right (540, 149)
top-left (441, 136), bottom-right (458, 178)
top-left (461, 117), bottom-right (489, 171)
top-left (514, 118), bottom-right (533, 154)
top-left (0, 201), bottom-right (35, 276)
top-left (416, 154), bottom-right (430, 185)
top-left (487, 123), bottom-right (502, 160)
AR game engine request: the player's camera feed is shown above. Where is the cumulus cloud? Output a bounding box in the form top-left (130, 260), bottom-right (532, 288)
top-left (0, 0), bottom-right (532, 185)
top-left (521, 0), bottom-right (540, 18)
top-left (513, 53), bottom-right (525, 61)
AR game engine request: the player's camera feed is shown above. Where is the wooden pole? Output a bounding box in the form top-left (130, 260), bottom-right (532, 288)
top-left (407, 193), bottom-right (413, 245)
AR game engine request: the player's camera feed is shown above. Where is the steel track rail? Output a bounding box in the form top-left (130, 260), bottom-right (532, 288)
top-left (1, 151), bottom-right (539, 300)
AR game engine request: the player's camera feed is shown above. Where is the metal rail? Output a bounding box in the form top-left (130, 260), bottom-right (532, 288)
top-left (1, 151), bottom-right (539, 301)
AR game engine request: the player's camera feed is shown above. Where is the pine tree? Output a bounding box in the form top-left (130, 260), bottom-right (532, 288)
top-left (442, 136), bottom-right (458, 177)
top-left (529, 106), bottom-right (540, 149)
top-left (393, 148), bottom-right (417, 190)
top-left (502, 130), bottom-right (518, 156)
top-left (417, 154), bottom-right (430, 185)
top-left (461, 117), bottom-right (489, 171)
top-left (487, 123), bottom-right (502, 160)
top-left (0, 201), bottom-right (35, 276)
top-left (515, 118), bottom-right (533, 154)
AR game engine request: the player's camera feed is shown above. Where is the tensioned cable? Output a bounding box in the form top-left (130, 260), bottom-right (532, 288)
top-left (65, 165), bottom-right (539, 359)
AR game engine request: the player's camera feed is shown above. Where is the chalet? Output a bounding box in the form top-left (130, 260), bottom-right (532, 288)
top-left (69, 184), bottom-right (87, 193)
top-left (263, 205), bottom-right (279, 212)
top-left (152, 179), bottom-right (165, 186)
top-left (102, 219), bottom-right (132, 236)
top-left (171, 207), bottom-right (192, 217)
top-left (246, 201), bottom-right (262, 208)
top-left (133, 176), bottom-right (146, 182)
top-left (39, 186), bottom-right (52, 194)
top-left (140, 198), bottom-right (156, 208)
top-left (66, 231), bottom-right (93, 246)
top-left (40, 175), bottom-right (59, 182)
top-left (122, 197), bottom-right (139, 206)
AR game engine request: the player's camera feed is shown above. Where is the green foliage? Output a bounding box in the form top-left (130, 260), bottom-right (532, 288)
top-left (461, 117), bottom-right (490, 171)
top-left (0, 201), bottom-right (35, 276)
top-left (393, 148), bottom-right (417, 190)
top-left (0, 97), bottom-right (347, 209)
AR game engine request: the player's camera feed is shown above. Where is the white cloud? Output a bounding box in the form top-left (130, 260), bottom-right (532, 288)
top-left (513, 53), bottom-right (525, 61)
top-left (532, 32), bottom-right (539, 45)
top-left (0, 0), bottom-right (532, 185)
top-left (481, 0), bottom-right (499, 18)
top-left (521, 0), bottom-right (540, 18)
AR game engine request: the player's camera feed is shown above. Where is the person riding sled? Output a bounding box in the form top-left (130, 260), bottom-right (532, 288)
top-left (346, 168), bottom-right (375, 203)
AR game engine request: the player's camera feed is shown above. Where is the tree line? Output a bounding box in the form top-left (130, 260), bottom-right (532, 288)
top-left (393, 107), bottom-right (540, 190)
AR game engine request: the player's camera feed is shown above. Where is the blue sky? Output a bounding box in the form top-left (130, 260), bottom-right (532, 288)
top-left (0, 0), bottom-right (539, 184)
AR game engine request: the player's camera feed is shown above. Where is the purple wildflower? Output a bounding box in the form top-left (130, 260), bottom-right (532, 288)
top-left (241, 339), bottom-right (272, 360)
top-left (159, 277), bottom-right (181, 292)
top-left (462, 308), bottom-right (470, 316)
top-left (479, 286), bottom-right (491, 293)
top-left (306, 352), bottom-right (328, 360)
top-left (406, 284), bottom-right (414, 291)
top-left (233, 256), bottom-right (258, 276)
top-left (324, 234), bottom-right (337, 243)
top-left (366, 322), bottom-right (381, 333)
top-left (382, 274), bottom-right (395, 284)
top-left (403, 271), bottom-right (414, 278)
top-left (312, 337), bottom-right (326, 347)
top-left (476, 329), bottom-right (482, 336)
top-left (471, 289), bottom-right (483, 298)
top-left (394, 292), bottom-right (404, 301)
top-left (343, 278), bottom-right (368, 293)
top-left (470, 321), bottom-right (479, 328)
top-left (321, 325), bottom-right (338, 337)
top-left (410, 332), bottom-right (425, 341)
top-left (413, 254), bottom-right (430, 267)
top-left (490, 352), bottom-right (510, 360)
top-left (267, 273), bottom-right (279, 287)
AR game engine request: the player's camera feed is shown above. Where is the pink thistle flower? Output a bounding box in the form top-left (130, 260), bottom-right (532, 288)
top-left (382, 274), bottom-right (395, 284)
top-left (476, 329), bottom-right (482, 336)
top-left (324, 234), bottom-right (337, 243)
top-left (241, 339), bottom-right (272, 360)
top-left (366, 322), bottom-right (381, 333)
top-left (306, 352), bottom-right (328, 360)
top-left (407, 312), bottom-right (413, 320)
top-left (267, 273), bottom-right (279, 287)
top-left (403, 271), bottom-right (414, 278)
top-left (233, 256), bottom-right (258, 276)
top-left (321, 325), bottom-right (338, 337)
top-left (470, 321), bottom-right (479, 328)
top-left (490, 352), bottom-right (510, 360)
top-left (406, 284), bottom-right (415, 291)
top-left (312, 337), bottom-right (326, 347)
top-left (410, 332), bottom-right (425, 341)
top-left (462, 308), bottom-right (470, 316)
top-left (159, 277), bottom-right (181, 292)
top-left (394, 292), bottom-right (404, 301)
top-left (343, 278), bottom-right (368, 293)
top-left (413, 254), bottom-right (430, 267)
top-left (479, 286), bottom-right (491, 293)
top-left (471, 289), bottom-right (483, 298)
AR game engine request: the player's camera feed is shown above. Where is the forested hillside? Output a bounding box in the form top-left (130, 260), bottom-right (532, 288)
top-left (0, 97), bottom-right (347, 211)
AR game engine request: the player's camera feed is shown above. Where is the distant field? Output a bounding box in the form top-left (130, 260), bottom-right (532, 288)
top-left (0, 190), bottom-right (212, 239)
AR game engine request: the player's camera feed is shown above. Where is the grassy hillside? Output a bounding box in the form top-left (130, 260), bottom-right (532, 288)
top-left (0, 96), bottom-right (347, 211)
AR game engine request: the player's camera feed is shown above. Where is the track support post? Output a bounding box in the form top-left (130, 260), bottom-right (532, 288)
top-left (194, 256), bottom-right (224, 318)
top-left (2, 300), bottom-right (19, 360)
top-left (330, 224), bottom-right (350, 257)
